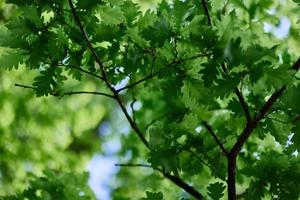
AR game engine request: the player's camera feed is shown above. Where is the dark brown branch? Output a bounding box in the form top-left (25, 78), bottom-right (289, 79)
top-left (116, 60), bottom-right (180, 92)
top-left (63, 91), bottom-right (114, 98)
top-left (67, 0), bottom-right (149, 148)
top-left (235, 88), bottom-right (251, 123)
top-left (200, 0), bottom-right (212, 25)
top-left (202, 121), bottom-right (228, 155)
top-left (115, 163), bottom-right (204, 199)
top-left (113, 94), bottom-right (150, 148)
top-left (130, 98), bottom-right (137, 123)
top-left (220, 63), bottom-right (252, 122)
top-left (67, 0), bottom-right (112, 89)
top-left (162, 172), bottom-right (203, 199)
top-left (220, 63), bottom-right (251, 122)
top-left (227, 155), bottom-right (237, 200)
top-left (14, 83), bottom-right (35, 90)
top-left (227, 57), bottom-right (300, 199)
top-left (230, 86), bottom-right (286, 154)
top-left (15, 83), bottom-right (114, 98)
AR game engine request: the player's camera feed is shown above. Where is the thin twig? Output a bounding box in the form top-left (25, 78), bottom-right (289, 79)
top-left (115, 163), bottom-right (154, 169)
top-left (15, 83), bottom-right (114, 98)
top-left (221, 63), bottom-right (252, 123)
top-left (144, 114), bottom-right (168, 131)
top-left (116, 60), bottom-right (180, 92)
top-left (130, 98), bottom-right (137, 123)
top-left (63, 91), bottom-right (114, 98)
top-left (187, 149), bottom-right (212, 170)
top-left (15, 84), bottom-right (35, 90)
top-left (202, 121), bottom-right (228, 155)
top-left (116, 53), bottom-right (211, 92)
top-left (58, 63), bottom-right (104, 80)
top-left (235, 88), bottom-right (251, 123)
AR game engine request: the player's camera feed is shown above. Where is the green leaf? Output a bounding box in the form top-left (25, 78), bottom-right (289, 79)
top-left (33, 67), bottom-right (66, 97)
top-left (142, 191), bottom-right (164, 200)
top-left (0, 50), bottom-right (24, 70)
top-left (97, 5), bottom-right (125, 25)
top-left (77, 0), bottom-right (102, 10)
top-left (199, 61), bottom-right (219, 87)
top-left (207, 182), bottom-right (226, 200)
top-left (126, 27), bottom-right (150, 48)
top-left (121, 1), bottom-right (141, 24)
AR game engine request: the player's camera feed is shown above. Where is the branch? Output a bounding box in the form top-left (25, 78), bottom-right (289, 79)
top-left (14, 84), bottom-right (114, 98)
top-left (202, 121), bottom-right (228, 155)
top-left (67, 0), bottom-right (111, 88)
top-left (116, 59), bottom-right (180, 92)
top-left (187, 149), bottom-right (212, 170)
top-left (67, 0), bottom-right (149, 148)
top-left (235, 88), bottom-right (251, 123)
top-left (14, 83), bottom-right (35, 90)
top-left (227, 58), bottom-right (300, 199)
top-left (130, 97), bottom-right (137, 123)
top-left (115, 163), bottom-right (153, 169)
top-left (114, 94), bottom-right (150, 148)
top-left (116, 53), bottom-right (211, 92)
top-left (115, 163), bottom-right (204, 199)
top-left (220, 63), bottom-right (251, 122)
top-left (230, 86), bottom-right (286, 155)
top-left (58, 63), bottom-right (104, 80)
top-left (63, 91), bottom-right (114, 98)
top-left (292, 57), bottom-right (300, 70)
top-left (67, 1), bottom-right (204, 198)
top-left (162, 172), bottom-right (203, 199)
top-left (200, 0), bottom-right (212, 25)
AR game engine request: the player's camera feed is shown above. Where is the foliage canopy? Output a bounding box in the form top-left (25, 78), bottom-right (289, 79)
top-left (0, 0), bottom-right (300, 199)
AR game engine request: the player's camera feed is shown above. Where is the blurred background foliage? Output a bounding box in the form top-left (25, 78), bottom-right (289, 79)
top-left (0, 0), bottom-right (109, 196)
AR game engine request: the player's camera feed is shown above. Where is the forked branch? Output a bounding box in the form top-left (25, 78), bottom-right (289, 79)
top-left (67, 0), bottom-right (149, 148)
top-left (67, 0), bottom-right (203, 198)
top-left (116, 53), bottom-right (211, 92)
top-left (230, 86), bottom-right (286, 154)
